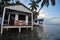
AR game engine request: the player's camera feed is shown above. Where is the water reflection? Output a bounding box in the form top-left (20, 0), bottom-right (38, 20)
top-left (0, 24), bottom-right (60, 40)
top-left (42, 24), bottom-right (60, 40)
top-left (0, 27), bottom-right (41, 40)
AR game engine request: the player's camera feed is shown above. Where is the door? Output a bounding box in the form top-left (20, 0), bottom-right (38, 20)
top-left (9, 14), bottom-right (15, 26)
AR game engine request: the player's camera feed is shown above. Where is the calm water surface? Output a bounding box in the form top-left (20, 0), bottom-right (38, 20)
top-left (41, 24), bottom-right (60, 40)
top-left (0, 24), bottom-right (60, 40)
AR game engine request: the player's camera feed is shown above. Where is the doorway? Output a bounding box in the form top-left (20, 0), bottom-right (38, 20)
top-left (9, 14), bottom-right (15, 26)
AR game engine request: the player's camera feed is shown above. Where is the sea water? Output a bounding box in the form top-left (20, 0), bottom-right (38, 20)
top-left (42, 24), bottom-right (60, 40)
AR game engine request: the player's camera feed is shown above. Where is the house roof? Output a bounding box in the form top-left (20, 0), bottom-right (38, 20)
top-left (34, 19), bottom-right (44, 21)
top-left (5, 3), bottom-right (32, 14)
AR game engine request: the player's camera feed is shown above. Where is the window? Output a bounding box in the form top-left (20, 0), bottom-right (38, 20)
top-left (35, 20), bottom-right (37, 23)
top-left (18, 14), bottom-right (25, 20)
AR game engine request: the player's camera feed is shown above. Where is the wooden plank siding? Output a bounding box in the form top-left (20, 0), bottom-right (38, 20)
top-left (14, 20), bottom-right (26, 26)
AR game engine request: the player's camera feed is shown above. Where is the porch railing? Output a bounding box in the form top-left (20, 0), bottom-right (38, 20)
top-left (3, 20), bottom-right (32, 26)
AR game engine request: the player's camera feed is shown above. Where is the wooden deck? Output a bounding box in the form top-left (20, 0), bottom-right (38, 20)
top-left (3, 26), bottom-right (32, 28)
top-left (1, 25), bottom-right (33, 34)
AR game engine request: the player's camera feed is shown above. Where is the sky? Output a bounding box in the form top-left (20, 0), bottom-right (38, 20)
top-left (20, 0), bottom-right (60, 24)
top-left (0, 0), bottom-right (60, 19)
top-left (20, 0), bottom-right (60, 18)
top-left (0, 0), bottom-right (60, 24)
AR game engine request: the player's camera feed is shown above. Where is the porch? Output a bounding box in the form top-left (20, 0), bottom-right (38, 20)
top-left (2, 25), bottom-right (33, 33)
top-left (3, 12), bottom-right (32, 26)
top-left (1, 4), bottom-right (33, 34)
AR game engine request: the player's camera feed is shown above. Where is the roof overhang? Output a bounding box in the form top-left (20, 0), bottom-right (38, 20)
top-left (34, 19), bottom-right (44, 21)
top-left (5, 5), bottom-right (32, 14)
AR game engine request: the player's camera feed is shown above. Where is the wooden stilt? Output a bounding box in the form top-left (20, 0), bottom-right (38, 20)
top-left (1, 27), bottom-right (3, 34)
top-left (1, 7), bottom-right (6, 34)
top-left (19, 27), bottom-right (21, 33)
top-left (7, 28), bottom-right (8, 30)
top-left (31, 27), bottom-right (33, 31)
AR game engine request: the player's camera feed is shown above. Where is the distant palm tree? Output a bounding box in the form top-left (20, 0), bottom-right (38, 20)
top-left (29, 0), bottom-right (39, 11)
top-left (0, 0), bottom-right (20, 15)
top-left (1, 0), bottom-right (10, 4)
top-left (36, 0), bottom-right (56, 12)
top-left (29, 0), bottom-right (39, 19)
top-left (0, 0), bottom-right (10, 15)
top-left (29, 0), bottom-right (56, 19)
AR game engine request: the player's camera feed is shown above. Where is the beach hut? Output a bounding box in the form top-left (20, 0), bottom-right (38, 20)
top-left (1, 3), bottom-right (33, 34)
top-left (34, 19), bottom-right (44, 26)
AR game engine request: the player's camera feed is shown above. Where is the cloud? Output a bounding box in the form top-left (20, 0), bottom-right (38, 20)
top-left (37, 11), bottom-right (48, 19)
top-left (20, 0), bottom-right (24, 3)
top-left (49, 18), bottom-right (60, 24)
